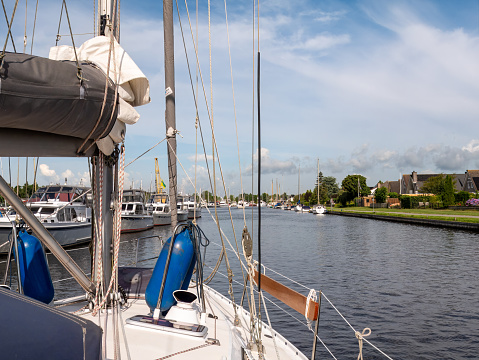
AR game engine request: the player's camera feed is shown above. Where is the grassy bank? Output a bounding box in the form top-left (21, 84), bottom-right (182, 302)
top-left (329, 207), bottom-right (479, 224)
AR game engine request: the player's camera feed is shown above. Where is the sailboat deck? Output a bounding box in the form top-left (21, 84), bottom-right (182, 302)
top-left (58, 268), bottom-right (307, 359)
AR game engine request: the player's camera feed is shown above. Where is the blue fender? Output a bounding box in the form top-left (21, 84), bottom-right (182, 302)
top-left (145, 228), bottom-right (196, 312)
top-left (16, 230), bottom-right (55, 304)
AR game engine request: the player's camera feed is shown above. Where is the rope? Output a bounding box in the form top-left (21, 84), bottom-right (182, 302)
top-left (55, 1), bottom-right (64, 46)
top-left (124, 137), bottom-right (167, 168)
top-left (23, 0), bottom-right (27, 53)
top-left (79, 7), bottom-right (120, 155)
top-left (321, 292), bottom-right (394, 360)
top-left (260, 291), bottom-right (280, 360)
top-left (30, 0), bottom-right (39, 54)
top-left (155, 342), bottom-right (215, 359)
top-left (356, 328), bottom-right (371, 360)
top-left (84, 10), bottom-right (120, 152)
top-left (223, 0), bottom-right (247, 226)
top-left (61, 0), bottom-right (83, 83)
top-left (92, 154), bottom-right (104, 316)
top-left (1, 0), bottom-right (19, 62)
top-left (1, 0), bottom-right (16, 52)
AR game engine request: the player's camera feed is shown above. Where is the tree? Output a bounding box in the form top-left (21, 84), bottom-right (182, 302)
top-left (341, 175), bottom-right (370, 204)
top-left (442, 175), bottom-right (455, 206)
top-left (303, 190), bottom-right (313, 205)
top-left (261, 193), bottom-right (269, 202)
top-left (420, 174), bottom-right (445, 195)
top-left (455, 191), bottom-right (471, 205)
top-left (388, 192), bottom-right (399, 198)
top-left (375, 187), bottom-right (388, 203)
top-left (323, 176), bottom-right (339, 198)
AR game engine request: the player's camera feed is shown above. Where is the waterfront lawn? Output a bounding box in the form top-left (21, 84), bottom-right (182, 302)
top-left (331, 206), bottom-right (479, 219)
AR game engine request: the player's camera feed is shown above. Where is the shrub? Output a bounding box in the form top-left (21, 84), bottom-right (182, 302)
top-left (455, 191), bottom-right (471, 205)
top-left (466, 198), bottom-right (479, 207)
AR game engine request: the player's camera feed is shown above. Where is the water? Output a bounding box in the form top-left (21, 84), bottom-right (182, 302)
top-left (2, 208), bottom-right (478, 359)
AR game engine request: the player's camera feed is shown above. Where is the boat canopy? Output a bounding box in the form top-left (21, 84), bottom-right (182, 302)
top-left (0, 287), bottom-right (102, 360)
top-left (0, 52), bottom-right (117, 157)
top-left (0, 36), bottom-right (150, 157)
top-left (123, 189), bottom-right (147, 203)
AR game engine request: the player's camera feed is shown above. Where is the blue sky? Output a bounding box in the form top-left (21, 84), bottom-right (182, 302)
top-left (1, 0), bottom-right (479, 196)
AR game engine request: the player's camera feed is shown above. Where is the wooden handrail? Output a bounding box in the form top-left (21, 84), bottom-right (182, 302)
top-left (253, 270), bottom-right (319, 321)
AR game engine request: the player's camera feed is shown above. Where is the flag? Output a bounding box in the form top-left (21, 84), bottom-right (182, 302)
top-left (161, 180), bottom-right (166, 188)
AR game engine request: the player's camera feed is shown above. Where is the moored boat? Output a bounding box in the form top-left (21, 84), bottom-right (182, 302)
top-left (147, 193), bottom-right (172, 226)
top-left (0, 185), bottom-right (92, 253)
top-left (121, 189), bottom-right (154, 233)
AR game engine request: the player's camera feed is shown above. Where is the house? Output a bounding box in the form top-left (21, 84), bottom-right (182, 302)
top-left (378, 180), bottom-right (400, 194)
top-left (400, 171), bottom-right (466, 194)
top-left (463, 170), bottom-right (479, 193)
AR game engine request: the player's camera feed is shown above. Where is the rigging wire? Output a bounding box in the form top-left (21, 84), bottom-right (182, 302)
top-left (1, 0), bottom-right (19, 58)
top-left (30, 0), bottom-right (38, 54)
top-left (178, 0), bottom-right (246, 292)
top-left (124, 137), bottom-right (167, 168)
top-left (55, 1), bottom-right (64, 46)
top-left (23, 0), bottom-right (27, 53)
top-left (1, 0), bottom-right (17, 52)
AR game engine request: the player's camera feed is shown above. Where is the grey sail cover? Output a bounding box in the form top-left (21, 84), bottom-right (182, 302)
top-left (0, 287), bottom-right (102, 359)
top-left (0, 52), bottom-right (117, 153)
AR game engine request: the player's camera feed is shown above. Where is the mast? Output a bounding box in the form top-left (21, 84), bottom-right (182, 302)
top-left (317, 159), bottom-right (319, 204)
top-left (164, 0), bottom-right (178, 229)
top-left (298, 164), bottom-right (301, 203)
top-left (92, 0), bottom-right (119, 294)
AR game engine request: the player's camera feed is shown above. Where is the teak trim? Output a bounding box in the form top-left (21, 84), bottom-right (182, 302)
top-left (253, 270), bottom-right (318, 321)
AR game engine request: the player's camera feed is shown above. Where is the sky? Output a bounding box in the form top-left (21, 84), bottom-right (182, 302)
top-left (1, 0), bottom-right (479, 197)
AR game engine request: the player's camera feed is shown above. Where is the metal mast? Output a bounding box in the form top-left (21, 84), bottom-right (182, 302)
top-left (92, 0), bottom-right (119, 294)
top-left (164, 0), bottom-right (178, 229)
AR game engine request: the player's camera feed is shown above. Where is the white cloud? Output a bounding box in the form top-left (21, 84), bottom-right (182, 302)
top-left (245, 148), bottom-right (296, 175)
top-left (39, 164), bottom-right (57, 178)
top-left (462, 139), bottom-right (479, 153)
top-left (292, 33), bottom-right (350, 51)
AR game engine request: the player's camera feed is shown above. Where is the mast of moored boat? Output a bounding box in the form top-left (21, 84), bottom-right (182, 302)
top-left (317, 158), bottom-right (320, 205)
top-left (163, 0), bottom-right (178, 229)
top-left (298, 164), bottom-right (301, 204)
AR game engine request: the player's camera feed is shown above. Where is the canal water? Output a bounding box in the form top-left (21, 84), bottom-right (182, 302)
top-left (2, 207), bottom-right (478, 359)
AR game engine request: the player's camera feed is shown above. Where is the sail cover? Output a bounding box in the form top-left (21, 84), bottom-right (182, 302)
top-left (0, 287), bottom-right (102, 359)
top-left (0, 52), bottom-right (117, 148)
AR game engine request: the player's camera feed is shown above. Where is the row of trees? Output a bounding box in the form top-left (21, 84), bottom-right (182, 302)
top-left (0, 183), bottom-right (37, 204)
top-left (200, 174), bottom-right (342, 206)
top-left (336, 173), bottom-right (477, 208)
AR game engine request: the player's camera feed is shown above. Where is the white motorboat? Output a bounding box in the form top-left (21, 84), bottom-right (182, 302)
top-left (121, 189), bottom-right (154, 233)
top-left (147, 193), bottom-right (171, 226)
top-left (149, 203), bottom-right (172, 226)
top-left (312, 204), bottom-right (327, 214)
top-left (182, 199), bottom-right (202, 219)
top-left (0, 185), bottom-right (92, 253)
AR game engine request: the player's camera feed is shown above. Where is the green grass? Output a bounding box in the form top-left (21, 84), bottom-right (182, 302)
top-left (330, 207), bottom-right (479, 224)
top-left (331, 206), bottom-right (479, 217)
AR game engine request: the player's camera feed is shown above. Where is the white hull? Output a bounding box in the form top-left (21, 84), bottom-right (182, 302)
top-left (152, 213), bottom-right (171, 226)
top-left (187, 208), bottom-right (201, 219)
top-left (0, 221), bottom-right (91, 253)
top-left (177, 210), bottom-right (188, 222)
top-left (121, 215), bottom-right (154, 233)
top-left (312, 205), bottom-right (326, 214)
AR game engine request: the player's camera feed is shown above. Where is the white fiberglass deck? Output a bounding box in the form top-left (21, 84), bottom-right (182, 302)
top-left (59, 283), bottom-right (307, 359)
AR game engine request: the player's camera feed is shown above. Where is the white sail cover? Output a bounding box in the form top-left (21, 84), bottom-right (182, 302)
top-left (49, 36), bottom-right (150, 155)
